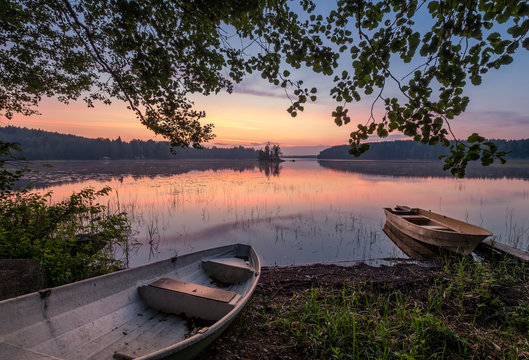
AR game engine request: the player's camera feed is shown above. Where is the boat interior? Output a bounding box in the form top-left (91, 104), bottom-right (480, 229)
top-left (0, 246), bottom-right (257, 360)
top-left (388, 207), bottom-right (460, 232)
top-left (400, 215), bottom-right (458, 232)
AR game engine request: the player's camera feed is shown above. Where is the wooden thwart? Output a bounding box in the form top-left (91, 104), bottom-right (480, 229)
top-left (148, 278), bottom-right (237, 303)
top-left (421, 225), bottom-right (456, 232)
top-left (201, 257), bottom-right (254, 284)
top-left (138, 278), bottom-right (241, 321)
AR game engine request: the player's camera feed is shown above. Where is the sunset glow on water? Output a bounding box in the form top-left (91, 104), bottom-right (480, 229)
top-left (31, 159), bottom-right (529, 266)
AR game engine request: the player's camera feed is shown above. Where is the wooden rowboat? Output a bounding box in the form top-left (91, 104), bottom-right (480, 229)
top-left (0, 244), bottom-right (260, 360)
top-left (384, 206), bottom-right (492, 255)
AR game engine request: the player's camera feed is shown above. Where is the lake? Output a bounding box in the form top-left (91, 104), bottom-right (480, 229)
top-left (25, 159), bottom-right (529, 267)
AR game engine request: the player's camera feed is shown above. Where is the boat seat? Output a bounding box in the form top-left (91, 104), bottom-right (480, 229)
top-left (421, 225), bottom-right (455, 231)
top-left (202, 257), bottom-right (254, 284)
top-left (138, 278), bottom-right (241, 321)
top-left (400, 215), bottom-right (427, 220)
top-left (400, 215), bottom-right (431, 225)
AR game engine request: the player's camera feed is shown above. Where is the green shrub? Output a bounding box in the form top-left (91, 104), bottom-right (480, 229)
top-left (1, 141), bottom-right (131, 286)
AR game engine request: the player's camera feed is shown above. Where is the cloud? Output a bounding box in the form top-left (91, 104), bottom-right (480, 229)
top-left (212, 142), bottom-right (238, 147)
top-left (212, 139), bottom-right (272, 148)
top-left (465, 110), bottom-right (529, 126)
top-left (281, 145), bottom-right (329, 156)
top-left (456, 110), bottom-right (529, 139)
top-left (232, 84), bottom-right (287, 99)
top-left (216, 121), bottom-right (261, 131)
top-left (213, 138), bottom-right (264, 145)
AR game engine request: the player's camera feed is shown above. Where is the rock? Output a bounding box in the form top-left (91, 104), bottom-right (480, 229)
top-left (0, 259), bottom-right (47, 300)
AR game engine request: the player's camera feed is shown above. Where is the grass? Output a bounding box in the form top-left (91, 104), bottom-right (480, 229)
top-left (274, 256), bottom-right (529, 359)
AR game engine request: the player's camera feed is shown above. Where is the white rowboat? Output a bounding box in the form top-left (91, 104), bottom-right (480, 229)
top-left (0, 244), bottom-right (260, 360)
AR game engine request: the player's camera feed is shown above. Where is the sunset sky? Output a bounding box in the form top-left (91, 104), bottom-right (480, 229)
top-left (4, 5), bottom-right (529, 156)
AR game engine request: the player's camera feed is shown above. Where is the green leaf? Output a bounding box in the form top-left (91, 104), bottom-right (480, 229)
top-left (470, 75), bottom-right (482, 85)
top-left (427, 1), bottom-right (439, 12)
top-left (487, 32), bottom-right (501, 42)
top-left (467, 133), bottom-right (485, 143)
top-left (523, 38), bottom-right (529, 50)
top-left (468, 153), bottom-right (480, 161)
top-left (499, 55), bottom-right (513, 65)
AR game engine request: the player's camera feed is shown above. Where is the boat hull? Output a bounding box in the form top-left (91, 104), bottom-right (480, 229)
top-left (383, 221), bottom-right (445, 260)
top-left (384, 208), bottom-right (492, 255)
top-left (0, 244), bottom-right (260, 360)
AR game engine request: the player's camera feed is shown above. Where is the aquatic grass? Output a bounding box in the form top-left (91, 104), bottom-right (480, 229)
top-left (274, 256), bottom-right (529, 359)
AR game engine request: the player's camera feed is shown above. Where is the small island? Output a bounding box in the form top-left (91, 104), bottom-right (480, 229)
top-left (258, 142), bottom-right (284, 163)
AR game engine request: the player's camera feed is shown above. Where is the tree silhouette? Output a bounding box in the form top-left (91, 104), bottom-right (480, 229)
top-left (258, 142), bottom-right (283, 162)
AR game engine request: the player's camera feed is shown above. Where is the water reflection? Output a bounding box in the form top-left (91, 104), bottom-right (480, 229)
top-left (24, 159), bottom-right (529, 190)
top-left (24, 159), bottom-right (529, 266)
top-left (23, 160), bottom-right (260, 189)
top-left (318, 159), bottom-right (529, 180)
top-left (258, 161), bottom-right (282, 177)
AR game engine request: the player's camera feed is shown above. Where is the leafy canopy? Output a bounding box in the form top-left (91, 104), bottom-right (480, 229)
top-left (1, 0), bottom-right (318, 147)
top-left (1, 0), bottom-right (528, 176)
top-left (285, 0), bottom-right (528, 177)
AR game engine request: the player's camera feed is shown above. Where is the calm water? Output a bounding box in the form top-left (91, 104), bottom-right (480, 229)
top-left (26, 159), bottom-right (529, 267)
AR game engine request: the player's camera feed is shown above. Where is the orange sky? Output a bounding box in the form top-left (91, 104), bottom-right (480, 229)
top-left (5, 49), bottom-right (529, 155)
top-left (9, 83), bottom-right (372, 154)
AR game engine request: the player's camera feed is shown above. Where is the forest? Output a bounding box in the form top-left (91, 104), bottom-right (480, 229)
top-left (0, 126), bottom-right (260, 160)
top-left (318, 139), bottom-right (529, 160)
top-left (2, 126), bottom-right (528, 161)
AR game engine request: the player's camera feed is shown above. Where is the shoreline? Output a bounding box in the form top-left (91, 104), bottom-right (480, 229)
top-left (197, 258), bottom-right (529, 359)
top-left (197, 261), bottom-right (442, 360)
